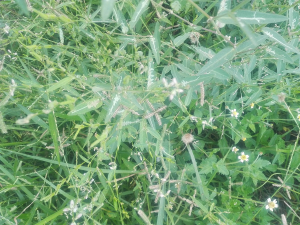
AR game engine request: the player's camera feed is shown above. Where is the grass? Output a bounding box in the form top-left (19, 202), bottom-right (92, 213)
top-left (1, 0), bottom-right (300, 224)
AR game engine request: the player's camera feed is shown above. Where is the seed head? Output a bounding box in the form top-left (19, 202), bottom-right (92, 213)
top-left (182, 133), bottom-right (194, 145)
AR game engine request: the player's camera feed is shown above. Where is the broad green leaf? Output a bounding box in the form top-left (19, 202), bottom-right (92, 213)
top-left (47, 76), bottom-right (74, 93)
top-left (211, 68), bottom-right (230, 81)
top-left (173, 32), bottom-right (190, 47)
top-left (101, 0), bottom-right (116, 20)
top-left (149, 22), bottom-right (160, 65)
top-left (262, 27), bottom-right (300, 54)
top-left (129, 0), bottom-right (150, 29)
top-left (184, 88), bottom-right (193, 106)
top-left (68, 98), bottom-right (102, 116)
top-left (197, 47), bottom-right (235, 75)
top-left (48, 111), bottom-right (60, 163)
top-left (236, 34), bottom-right (267, 53)
top-left (218, 10), bottom-right (287, 25)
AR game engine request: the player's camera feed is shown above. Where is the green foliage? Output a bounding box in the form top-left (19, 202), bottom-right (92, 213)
top-left (1, 0), bottom-right (300, 224)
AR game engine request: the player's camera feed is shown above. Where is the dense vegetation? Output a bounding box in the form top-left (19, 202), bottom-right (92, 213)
top-left (1, 0), bottom-right (300, 224)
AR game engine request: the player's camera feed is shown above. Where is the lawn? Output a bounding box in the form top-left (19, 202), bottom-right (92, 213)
top-left (0, 0), bottom-right (300, 224)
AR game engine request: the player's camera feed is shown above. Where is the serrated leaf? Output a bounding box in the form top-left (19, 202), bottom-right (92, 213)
top-left (149, 22), bottom-right (160, 65)
top-left (101, 0), bottom-right (116, 20)
top-left (218, 10), bottom-right (287, 25)
top-left (216, 160), bottom-right (229, 175)
top-left (249, 123), bottom-right (256, 133)
top-left (199, 155), bottom-right (217, 174)
top-left (173, 32), bottom-right (190, 47)
top-left (253, 159), bottom-right (271, 169)
top-left (129, 0), bottom-right (150, 29)
top-left (262, 27), bottom-right (300, 54)
top-left (68, 98), bottom-right (102, 116)
top-left (197, 47), bottom-right (235, 75)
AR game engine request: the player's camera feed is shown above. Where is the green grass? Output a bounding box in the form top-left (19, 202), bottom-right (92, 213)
top-left (1, 0), bottom-right (300, 224)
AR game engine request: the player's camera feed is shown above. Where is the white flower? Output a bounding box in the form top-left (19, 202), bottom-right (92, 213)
top-left (250, 103), bottom-right (254, 108)
top-left (238, 152), bottom-right (249, 163)
top-left (266, 198), bottom-right (278, 211)
top-left (232, 147), bottom-right (239, 153)
top-left (4, 24), bottom-right (10, 34)
top-left (231, 109), bottom-right (239, 118)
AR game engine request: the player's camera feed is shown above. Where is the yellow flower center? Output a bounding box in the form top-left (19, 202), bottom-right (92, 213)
top-left (232, 111), bottom-right (238, 116)
top-left (268, 202), bottom-right (276, 209)
top-left (240, 155), bottom-right (247, 161)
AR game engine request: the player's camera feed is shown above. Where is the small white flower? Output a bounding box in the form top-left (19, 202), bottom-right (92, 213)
top-left (232, 147), bottom-right (239, 153)
top-left (250, 103), bottom-right (254, 108)
top-left (4, 24), bottom-right (10, 34)
top-left (238, 152), bottom-right (249, 163)
top-left (230, 109), bottom-right (239, 118)
top-left (266, 198), bottom-right (278, 211)
top-left (109, 162), bottom-right (117, 170)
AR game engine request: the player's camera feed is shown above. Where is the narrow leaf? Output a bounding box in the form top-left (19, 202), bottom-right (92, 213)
top-left (173, 32), bottom-right (190, 47)
top-left (149, 22), bottom-right (160, 64)
top-left (101, 0), bottom-right (117, 20)
top-left (218, 10), bottom-right (287, 25)
top-left (47, 76), bottom-right (74, 93)
top-left (105, 94), bottom-right (121, 123)
top-left (245, 88), bottom-right (262, 106)
top-left (147, 51), bottom-right (155, 90)
top-left (68, 98), bottom-right (102, 116)
top-left (262, 27), bottom-right (300, 54)
top-left (147, 127), bottom-right (162, 140)
top-left (197, 47), bottom-right (235, 75)
top-left (129, 0), bottom-right (150, 29)
top-left (48, 111), bottom-right (60, 163)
